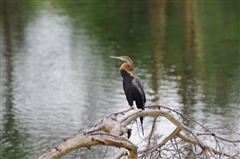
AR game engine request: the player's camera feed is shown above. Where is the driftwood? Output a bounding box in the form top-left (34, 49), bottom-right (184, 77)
top-left (38, 106), bottom-right (240, 159)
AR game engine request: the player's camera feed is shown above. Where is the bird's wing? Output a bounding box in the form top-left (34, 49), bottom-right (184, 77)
top-left (131, 77), bottom-right (146, 103)
top-left (123, 78), bottom-right (134, 106)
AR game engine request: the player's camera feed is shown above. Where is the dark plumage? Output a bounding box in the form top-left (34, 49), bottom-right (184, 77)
top-left (110, 56), bottom-right (146, 135)
top-left (121, 70), bottom-right (146, 110)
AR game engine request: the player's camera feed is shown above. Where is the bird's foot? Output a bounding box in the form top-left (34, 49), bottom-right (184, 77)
top-left (130, 106), bottom-right (137, 110)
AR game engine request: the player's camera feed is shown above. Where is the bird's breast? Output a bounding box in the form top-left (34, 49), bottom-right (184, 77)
top-left (120, 70), bottom-right (134, 79)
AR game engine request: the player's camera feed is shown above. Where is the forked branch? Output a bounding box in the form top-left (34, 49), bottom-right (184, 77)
top-left (38, 106), bottom-right (240, 159)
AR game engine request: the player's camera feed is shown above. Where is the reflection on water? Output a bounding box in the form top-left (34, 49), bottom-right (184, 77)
top-left (1, 1), bottom-right (239, 158)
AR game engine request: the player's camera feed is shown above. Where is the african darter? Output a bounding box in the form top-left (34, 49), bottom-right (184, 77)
top-left (110, 56), bottom-right (146, 135)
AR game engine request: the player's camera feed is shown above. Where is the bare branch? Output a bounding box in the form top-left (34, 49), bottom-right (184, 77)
top-left (147, 116), bottom-right (158, 148)
top-left (38, 133), bottom-right (137, 159)
top-left (140, 127), bottom-right (181, 157)
top-left (113, 148), bottom-right (128, 159)
top-left (177, 133), bottom-right (239, 159)
top-left (38, 107), bottom-right (239, 159)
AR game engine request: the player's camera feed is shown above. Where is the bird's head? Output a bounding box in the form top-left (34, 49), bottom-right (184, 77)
top-left (110, 56), bottom-right (134, 70)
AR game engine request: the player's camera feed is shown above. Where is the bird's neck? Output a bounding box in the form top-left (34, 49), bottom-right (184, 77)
top-left (120, 63), bottom-right (135, 78)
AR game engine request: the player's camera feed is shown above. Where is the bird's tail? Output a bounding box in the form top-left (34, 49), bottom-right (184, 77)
top-left (140, 117), bottom-right (144, 136)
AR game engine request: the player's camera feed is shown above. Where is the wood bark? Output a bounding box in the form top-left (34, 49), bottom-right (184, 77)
top-left (38, 107), bottom-right (240, 159)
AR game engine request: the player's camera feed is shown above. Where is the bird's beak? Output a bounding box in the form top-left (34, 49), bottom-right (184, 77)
top-left (110, 56), bottom-right (123, 61)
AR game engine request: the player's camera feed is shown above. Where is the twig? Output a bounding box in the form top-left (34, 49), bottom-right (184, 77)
top-left (177, 133), bottom-right (239, 159)
top-left (197, 132), bottom-right (240, 145)
top-left (140, 127), bottom-right (181, 157)
top-left (147, 116), bottom-right (158, 148)
top-left (146, 105), bottom-right (212, 132)
top-left (101, 146), bottom-right (108, 159)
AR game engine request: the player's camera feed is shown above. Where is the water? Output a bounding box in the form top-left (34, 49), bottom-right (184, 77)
top-left (1, 1), bottom-right (239, 158)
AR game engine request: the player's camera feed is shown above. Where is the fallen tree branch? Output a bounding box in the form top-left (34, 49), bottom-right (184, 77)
top-left (38, 107), bottom-right (240, 159)
top-left (38, 133), bottom-right (137, 159)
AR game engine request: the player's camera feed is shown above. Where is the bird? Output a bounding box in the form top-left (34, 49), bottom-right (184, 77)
top-left (110, 56), bottom-right (146, 135)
